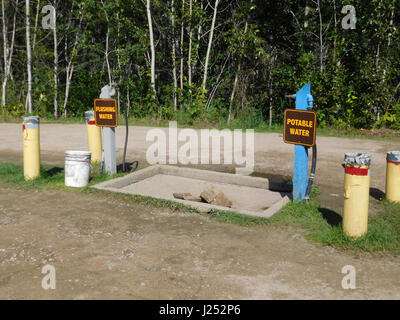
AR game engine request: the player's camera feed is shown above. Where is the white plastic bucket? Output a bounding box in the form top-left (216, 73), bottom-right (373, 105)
top-left (65, 150), bottom-right (91, 187)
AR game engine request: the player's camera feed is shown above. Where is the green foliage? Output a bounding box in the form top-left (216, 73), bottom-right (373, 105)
top-left (0, 0), bottom-right (398, 128)
top-left (376, 104), bottom-right (400, 130)
top-left (1, 104), bottom-right (25, 118)
top-left (228, 109), bottom-right (266, 129)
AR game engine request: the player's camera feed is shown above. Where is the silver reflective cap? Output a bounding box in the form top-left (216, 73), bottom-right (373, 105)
top-left (387, 151), bottom-right (400, 163)
top-left (343, 153), bottom-right (372, 167)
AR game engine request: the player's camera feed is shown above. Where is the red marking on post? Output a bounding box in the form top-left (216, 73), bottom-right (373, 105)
top-left (88, 120), bottom-right (96, 125)
top-left (22, 124), bottom-right (26, 131)
top-left (387, 160), bottom-right (400, 164)
top-left (345, 166), bottom-right (369, 176)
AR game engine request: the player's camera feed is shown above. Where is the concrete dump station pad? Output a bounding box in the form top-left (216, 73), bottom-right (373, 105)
top-left (93, 165), bottom-right (291, 218)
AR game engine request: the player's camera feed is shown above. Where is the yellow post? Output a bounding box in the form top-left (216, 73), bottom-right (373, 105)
top-left (343, 153), bottom-right (371, 238)
top-left (386, 151), bottom-right (400, 202)
top-left (85, 111), bottom-right (102, 163)
top-left (22, 116), bottom-right (40, 180)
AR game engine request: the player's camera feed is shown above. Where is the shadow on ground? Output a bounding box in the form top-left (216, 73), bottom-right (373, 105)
top-left (318, 207), bottom-right (342, 226)
top-left (117, 161), bottom-right (139, 173)
top-left (42, 166), bottom-right (63, 177)
top-left (370, 187), bottom-right (385, 201)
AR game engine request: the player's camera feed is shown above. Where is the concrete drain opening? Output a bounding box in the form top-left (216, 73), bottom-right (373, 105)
top-left (92, 165), bottom-right (292, 218)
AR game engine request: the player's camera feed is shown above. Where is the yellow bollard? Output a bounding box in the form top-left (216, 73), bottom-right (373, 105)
top-left (343, 153), bottom-right (372, 238)
top-left (22, 116), bottom-right (41, 180)
top-left (85, 111), bottom-right (102, 163)
top-left (385, 151), bottom-right (400, 202)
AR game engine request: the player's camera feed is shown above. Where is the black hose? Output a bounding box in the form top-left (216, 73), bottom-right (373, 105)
top-left (305, 144), bottom-right (317, 200)
top-left (100, 158), bottom-right (104, 178)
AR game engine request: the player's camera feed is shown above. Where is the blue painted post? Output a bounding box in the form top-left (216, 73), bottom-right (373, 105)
top-left (293, 84), bottom-right (313, 202)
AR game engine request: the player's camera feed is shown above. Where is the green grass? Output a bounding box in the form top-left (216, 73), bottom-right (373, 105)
top-left (1, 162), bottom-right (399, 254)
top-left (0, 162), bottom-right (126, 189)
top-left (0, 162), bottom-right (65, 188)
top-left (0, 162), bottom-right (199, 213)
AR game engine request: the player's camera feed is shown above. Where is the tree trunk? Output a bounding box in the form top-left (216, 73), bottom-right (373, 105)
top-left (32, 0), bottom-right (40, 52)
top-left (381, 2), bottom-right (395, 116)
top-left (228, 66), bottom-right (239, 124)
top-left (192, 0), bottom-right (203, 81)
top-left (25, 0), bottom-right (33, 113)
top-left (105, 24), bottom-right (112, 85)
top-left (62, 64), bottom-right (73, 117)
top-left (62, 12), bottom-right (85, 117)
top-left (146, 0), bottom-right (157, 101)
top-left (1, 0), bottom-right (8, 106)
top-left (117, 9), bottom-right (122, 114)
top-left (53, 5), bottom-right (58, 118)
top-left (206, 52), bottom-right (229, 110)
top-left (187, 0), bottom-right (193, 94)
top-left (317, 0), bottom-right (324, 72)
top-left (179, 0), bottom-right (185, 94)
top-left (101, 1), bottom-right (112, 86)
top-left (197, 0), bottom-right (203, 42)
top-left (269, 75), bottom-right (273, 127)
top-left (382, 5), bottom-right (394, 82)
top-left (106, 29), bottom-right (112, 85)
top-left (171, 0), bottom-right (178, 111)
top-left (201, 0), bottom-right (219, 94)
top-left (126, 87), bottom-right (130, 117)
top-left (333, 0), bottom-right (337, 66)
top-left (268, 50), bottom-right (276, 127)
top-left (228, 20), bottom-right (248, 123)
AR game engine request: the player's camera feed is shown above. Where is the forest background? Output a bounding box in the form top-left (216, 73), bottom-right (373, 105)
top-left (1, 0), bottom-right (399, 130)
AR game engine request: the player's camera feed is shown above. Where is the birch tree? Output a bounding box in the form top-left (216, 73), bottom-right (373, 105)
top-left (62, 6), bottom-right (85, 117)
top-left (1, 0), bottom-right (7, 106)
top-left (187, 0), bottom-right (193, 93)
top-left (171, 0), bottom-right (178, 110)
top-left (228, 20), bottom-right (248, 123)
top-left (146, 0), bottom-right (157, 100)
top-left (25, 0), bottom-right (33, 113)
top-left (201, 0), bottom-right (219, 95)
top-left (101, 0), bottom-right (112, 86)
top-left (32, 0), bottom-right (40, 52)
top-left (332, 0), bottom-right (338, 66)
top-left (116, 4), bottom-right (122, 114)
top-left (179, 0), bottom-right (185, 93)
top-left (316, 0), bottom-right (324, 72)
top-left (52, 2), bottom-right (58, 118)
top-left (1, 0), bottom-right (18, 107)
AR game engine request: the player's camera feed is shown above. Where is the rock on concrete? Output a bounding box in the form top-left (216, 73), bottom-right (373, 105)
top-left (173, 193), bottom-right (192, 200)
top-left (201, 185), bottom-right (232, 208)
top-left (183, 195), bottom-right (203, 202)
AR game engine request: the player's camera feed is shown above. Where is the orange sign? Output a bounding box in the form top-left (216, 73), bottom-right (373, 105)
top-left (94, 99), bottom-right (118, 127)
top-left (284, 109), bottom-right (316, 147)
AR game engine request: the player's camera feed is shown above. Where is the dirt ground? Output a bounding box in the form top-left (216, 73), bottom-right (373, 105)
top-left (0, 123), bottom-right (400, 299)
top-left (1, 184), bottom-right (400, 299)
